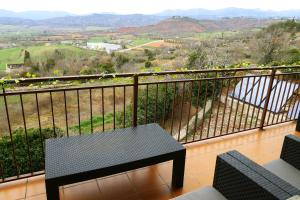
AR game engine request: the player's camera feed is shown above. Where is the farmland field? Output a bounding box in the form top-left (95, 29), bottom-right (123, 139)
top-left (130, 38), bottom-right (155, 46)
top-left (0, 45), bottom-right (99, 70)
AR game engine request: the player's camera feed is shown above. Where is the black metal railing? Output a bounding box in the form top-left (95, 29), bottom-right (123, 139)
top-left (0, 66), bottom-right (299, 182)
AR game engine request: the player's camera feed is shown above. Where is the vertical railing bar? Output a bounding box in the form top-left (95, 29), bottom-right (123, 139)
top-left (89, 89), bottom-right (93, 133)
top-left (63, 91), bottom-right (69, 137)
top-left (226, 78), bottom-right (238, 134)
top-left (123, 86), bottom-right (126, 128)
top-left (35, 93), bottom-right (44, 161)
top-left (0, 162), bottom-right (4, 181)
top-left (238, 77), bottom-right (250, 131)
top-left (49, 91), bottom-right (56, 137)
top-left (185, 81), bottom-right (194, 143)
top-left (276, 76), bottom-right (289, 124)
top-left (2, 87), bottom-right (19, 177)
top-left (200, 80), bottom-right (208, 140)
top-left (178, 82), bottom-right (186, 141)
top-left (213, 79), bottom-right (223, 136)
top-left (170, 82), bottom-right (177, 135)
top-left (220, 79), bottom-right (230, 135)
top-left (162, 83), bottom-right (168, 128)
top-left (20, 94), bottom-right (33, 174)
top-left (133, 75), bottom-right (138, 127)
top-left (154, 84), bottom-right (158, 123)
top-left (145, 84), bottom-right (149, 124)
top-left (255, 76), bottom-right (268, 128)
top-left (193, 80), bottom-right (202, 141)
top-left (250, 77), bottom-right (262, 129)
top-left (284, 81), bottom-right (297, 121)
top-left (101, 88), bottom-right (105, 132)
top-left (260, 68), bottom-right (276, 129)
top-left (267, 74), bottom-right (281, 125)
top-left (244, 77), bottom-right (256, 130)
top-left (113, 87), bottom-right (116, 130)
top-left (232, 78), bottom-right (244, 133)
top-left (292, 92), bottom-right (300, 119)
top-left (206, 79), bottom-right (217, 138)
top-left (76, 89), bottom-right (81, 135)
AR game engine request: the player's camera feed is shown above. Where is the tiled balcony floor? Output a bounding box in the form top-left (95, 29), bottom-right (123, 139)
top-left (1, 122), bottom-right (299, 200)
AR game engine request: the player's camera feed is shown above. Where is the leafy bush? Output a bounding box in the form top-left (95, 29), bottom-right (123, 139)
top-left (0, 127), bottom-right (63, 178)
top-left (117, 84), bottom-right (176, 127)
top-left (145, 61), bottom-right (152, 68)
top-left (191, 79), bottom-right (222, 107)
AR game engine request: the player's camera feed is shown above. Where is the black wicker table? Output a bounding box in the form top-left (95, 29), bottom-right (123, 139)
top-left (45, 123), bottom-right (186, 200)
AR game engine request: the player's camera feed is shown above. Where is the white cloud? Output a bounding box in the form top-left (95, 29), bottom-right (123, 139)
top-left (0, 0), bottom-right (299, 14)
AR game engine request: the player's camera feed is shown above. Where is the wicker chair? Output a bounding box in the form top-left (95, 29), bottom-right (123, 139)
top-left (173, 135), bottom-right (300, 200)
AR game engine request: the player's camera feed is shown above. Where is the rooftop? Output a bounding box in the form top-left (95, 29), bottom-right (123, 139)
top-left (1, 121), bottom-right (299, 200)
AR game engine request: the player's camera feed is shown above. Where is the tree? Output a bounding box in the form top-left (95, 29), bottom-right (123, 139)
top-left (187, 45), bottom-right (208, 69)
top-left (115, 54), bottom-right (129, 68)
top-left (144, 49), bottom-right (155, 61)
top-left (23, 50), bottom-right (32, 66)
top-left (145, 61), bottom-right (152, 68)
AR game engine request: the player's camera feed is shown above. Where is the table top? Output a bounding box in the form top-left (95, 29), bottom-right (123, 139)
top-left (45, 123), bottom-right (184, 180)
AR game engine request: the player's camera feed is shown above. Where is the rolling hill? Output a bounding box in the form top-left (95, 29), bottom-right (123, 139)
top-left (118, 17), bottom-right (276, 36)
top-left (118, 17), bottom-right (204, 35)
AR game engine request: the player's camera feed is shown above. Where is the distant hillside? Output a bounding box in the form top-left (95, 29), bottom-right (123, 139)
top-left (40, 14), bottom-right (165, 28)
top-left (0, 9), bottom-right (71, 20)
top-left (0, 14), bottom-right (165, 28)
top-left (119, 17), bottom-right (204, 35)
top-left (118, 17), bottom-right (276, 36)
top-left (156, 7), bottom-right (300, 19)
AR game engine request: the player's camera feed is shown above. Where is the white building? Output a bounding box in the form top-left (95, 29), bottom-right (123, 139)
top-left (86, 42), bottom-right (122, 53)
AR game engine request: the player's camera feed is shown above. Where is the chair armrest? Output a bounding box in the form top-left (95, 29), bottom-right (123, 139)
top-left (213, 150), bottom-right (300, 200)
top-left (280, 135), bottom-right (300, 170)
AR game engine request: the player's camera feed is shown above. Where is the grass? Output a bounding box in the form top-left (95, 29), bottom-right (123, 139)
top-left (70, 113), bottom-right (115, 133)
top-left (130, 38), bottom-right (155, 46)
top-left (0, 44), bottom-right (98, 70)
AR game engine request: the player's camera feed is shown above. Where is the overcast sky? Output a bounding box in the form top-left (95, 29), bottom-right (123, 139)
top-left (1, 0), bottom-right (300, 14)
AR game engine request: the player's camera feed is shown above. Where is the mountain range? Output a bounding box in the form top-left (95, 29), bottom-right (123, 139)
top-left (0, 9), bottom-right (71, 20)
top-left (157, 7), bottom-right (300, 19)
top-left (0, 8), bottom-right (299, 28)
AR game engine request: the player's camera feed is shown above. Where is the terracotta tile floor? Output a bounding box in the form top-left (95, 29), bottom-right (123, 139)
top-left (1, 122), bottom-right (299, 200)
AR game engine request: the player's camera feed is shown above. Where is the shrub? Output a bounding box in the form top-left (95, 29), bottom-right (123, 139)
top-left (116, 84), bottom-right (176, 127)
top-left (0, 127), bottom-right (63, 178)
top-left (115, 54), bottom-right (129, 68)
top-left (145, 61), bottom-right (152, 68)
top-left (191, 79), bottom-right (222, 107)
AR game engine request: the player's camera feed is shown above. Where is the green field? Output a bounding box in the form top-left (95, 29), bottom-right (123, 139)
top-left (88, 36), bottom-right (111, 43)
top-left (193, 31), bottom-right (240, 40)
top-left (0, 45), bottom-right (98, 70)
top-left (130, 38), bottom-right (155, 46)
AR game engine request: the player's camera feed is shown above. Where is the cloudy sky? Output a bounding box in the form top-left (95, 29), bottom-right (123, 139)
top-left (1, 0), bottom-right (300, 14)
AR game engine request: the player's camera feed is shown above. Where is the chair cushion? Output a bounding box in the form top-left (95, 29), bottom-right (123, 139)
top-left (172, 186), bottom-right (227, 200)
top-left (263, 159), bottom-right (300, 189)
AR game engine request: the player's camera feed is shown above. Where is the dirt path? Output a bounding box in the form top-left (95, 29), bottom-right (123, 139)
top-left (118, 40), bottom-right (163, 52)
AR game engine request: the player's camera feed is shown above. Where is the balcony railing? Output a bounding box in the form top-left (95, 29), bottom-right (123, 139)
top-left (0, 66), bottom-right (299, 183)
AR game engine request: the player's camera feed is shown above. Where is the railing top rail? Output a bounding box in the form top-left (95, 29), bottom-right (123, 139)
top-left (1, 65), bottom-right (300, 85)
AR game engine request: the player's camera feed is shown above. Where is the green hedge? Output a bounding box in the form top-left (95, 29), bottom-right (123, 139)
top-left (0, 127), bottom-right (63, 178)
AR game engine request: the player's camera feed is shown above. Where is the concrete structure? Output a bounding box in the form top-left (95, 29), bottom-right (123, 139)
top-left (86, 42), bottom-right (122, 53)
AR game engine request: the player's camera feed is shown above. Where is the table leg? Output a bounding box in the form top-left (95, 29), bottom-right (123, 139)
top-left (46, 180), bottom-right (60, 200)
top-left (172, 149), bottom-right (186, 188)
